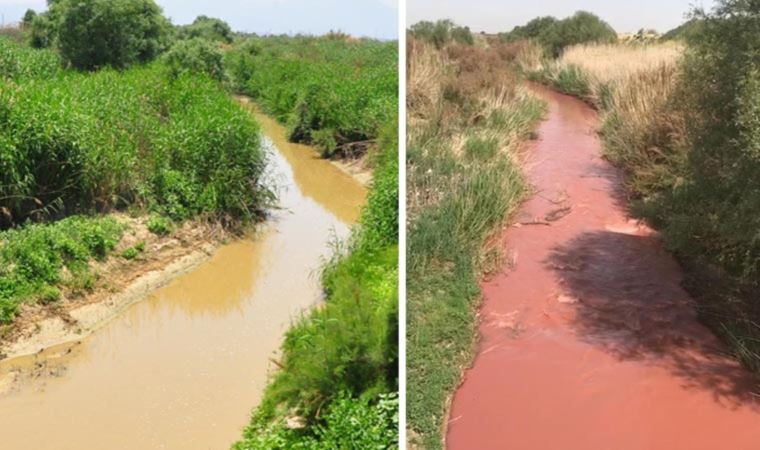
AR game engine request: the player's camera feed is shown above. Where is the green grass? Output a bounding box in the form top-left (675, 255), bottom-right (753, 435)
top-left (1, 37), bottom-right (272, 227)
top-left (225, 35), bottom-right (397, 157)
top-left (0, 215), bottom-right (125, 322)
top-left (407, 89), bottom-right (543, 448)
top-left (120, 241), bottom-right (145, 260)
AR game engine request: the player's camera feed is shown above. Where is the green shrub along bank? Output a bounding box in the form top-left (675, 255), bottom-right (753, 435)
top-left (500, 11), bottom-right (617, 57)
top-left (225, 35), bottom-right (397, 157)
top-left (643, 2), bottom-right (760, 371)
top-left (234, 123), bottom-right (399, 449)
top-left (0, 38), bottom-right (271, 228)
top-left (0, 216), bottom-right (124, 323)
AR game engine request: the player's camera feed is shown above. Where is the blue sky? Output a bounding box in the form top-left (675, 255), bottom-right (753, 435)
top-left (0, 0), bottom-right (398, 39)
top-left (407, 0), bottom-right (716, 34)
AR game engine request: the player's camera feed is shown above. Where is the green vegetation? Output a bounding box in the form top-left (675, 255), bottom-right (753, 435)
top-left (175, 15), bottom-right (233, 44)
top-left (234, 123), bottom-right (399, 449)
top-left (638, 1), bottom-right (760, 371)
top-left (406, 38), bottom-right (544, 448)
top-left (146, 216), bottom-right (173, 236)
top-left (225, 35), bottom-right (397, 157)
top-left (501, 11), bottom-right (617, 57)
top-left (31, 0), bottom-right (171, 70)
top-left (162, 37), bottom-right (226, 81)
top-left (662, 19), bottom-right (703, 41)
top-left (0, 38), bottom-right (271, 227)
top-left (120, 241), bottom-right (145, 260)
top-left (409, 20), bottom-right (474, 48)
top-left (0, 216), bottom-right (124, 322)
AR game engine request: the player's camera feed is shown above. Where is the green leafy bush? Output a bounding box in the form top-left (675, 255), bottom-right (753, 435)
top-left (120, 241), bottom-right (145, 259)
top-left (0, 216), bottom-right (124, 323)
top-left (52, 0), bottom-right (170, 70)
top-left (162, 38), bottom-right (225, 81)
top-left (235, 393), bottom-right (398, 450)
top-left (146, 216), bottom-right (173, 236)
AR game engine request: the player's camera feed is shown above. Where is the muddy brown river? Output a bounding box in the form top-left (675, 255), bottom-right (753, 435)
top-left (446, 85), bottom-right (760, 449)
top-left (0, 104), bottom-right (366, 449)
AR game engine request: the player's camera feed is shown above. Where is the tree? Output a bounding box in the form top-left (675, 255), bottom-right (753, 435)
top-left (177, 15), bottom-right (234, 43)
top-left (539, 11), bottom-right (617, 57)
top-left (21, 9), bottom-right (37, 28)
top-left (56, 0), bottom-right (171, 70)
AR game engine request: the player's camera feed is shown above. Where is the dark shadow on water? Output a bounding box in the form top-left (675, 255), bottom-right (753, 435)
top-left (545, 230), bottom-right (760, 410)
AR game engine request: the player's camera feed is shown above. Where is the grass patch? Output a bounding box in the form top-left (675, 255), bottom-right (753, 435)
top-left (0, 215), bottom-right (125, 323)
top-left (120, 241), bottom-right (145, 260)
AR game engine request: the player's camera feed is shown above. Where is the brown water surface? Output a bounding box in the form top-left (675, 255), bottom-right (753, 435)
top-left (0, 106), bottom-right (365, 449)
top-left (446, 85), bottom-right (760, 450)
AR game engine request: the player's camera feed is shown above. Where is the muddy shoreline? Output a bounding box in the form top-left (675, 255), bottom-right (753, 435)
top-left (0, 216), bottom-right (225, 363)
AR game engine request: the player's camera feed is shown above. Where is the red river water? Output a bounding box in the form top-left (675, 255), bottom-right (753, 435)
top-left (446, 86), bottom-right (760, 450)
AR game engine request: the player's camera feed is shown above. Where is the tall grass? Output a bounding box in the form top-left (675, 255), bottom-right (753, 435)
top-left (530, 42), bottom-right (683, 105)
top-left (225, 35), bottom-right (397, 158)
top-left (0, 38), bottom-right (271, 227)
top-left (407, 38), bottom-right (544, 449)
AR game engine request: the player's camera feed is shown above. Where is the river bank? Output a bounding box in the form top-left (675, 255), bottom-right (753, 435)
top-left (0, 104), bottom-right (366, 449)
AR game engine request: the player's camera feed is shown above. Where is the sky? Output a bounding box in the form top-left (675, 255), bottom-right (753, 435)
top-left (407, 0), bottom-right (716, 34)
top-left (0, 0), bottom-right (398, 39)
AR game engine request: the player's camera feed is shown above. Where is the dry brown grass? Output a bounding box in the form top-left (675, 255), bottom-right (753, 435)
top-left (558, 42), bottom-right (683, 87)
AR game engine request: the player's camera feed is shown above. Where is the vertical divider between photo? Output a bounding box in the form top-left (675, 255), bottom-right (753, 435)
top-left (397, 0), bottom-right (408, 446)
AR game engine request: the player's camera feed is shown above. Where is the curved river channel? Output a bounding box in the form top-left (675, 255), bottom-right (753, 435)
top-left (0, 103), bottom-right (366, 449)
top-left (446, 85), bottom-right (760, 450)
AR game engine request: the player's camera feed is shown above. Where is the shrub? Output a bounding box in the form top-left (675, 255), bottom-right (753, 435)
top-left (162, 38), bottom-right (225, 81)
top-left (409, 20), bottom-right (474, 48)
top-left (120, 241), bottom-right (145, 259)
top-left (147, 216), bottom-right (173, 236)
top-left (55, 0), bottom-right (171, 70)
top-left (0, 216), bottom-right (124, 323)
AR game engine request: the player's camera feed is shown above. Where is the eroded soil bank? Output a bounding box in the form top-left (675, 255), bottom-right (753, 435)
top-left (446, 85), bottom-right (760, 450)
top-left (0, 105), bottom-right (366, 450)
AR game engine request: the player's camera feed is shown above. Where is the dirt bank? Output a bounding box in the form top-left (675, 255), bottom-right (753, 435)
top-left (446, 85), bottom-right (760, 449)
top-left (0, 215), bottom-right (224, 363)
